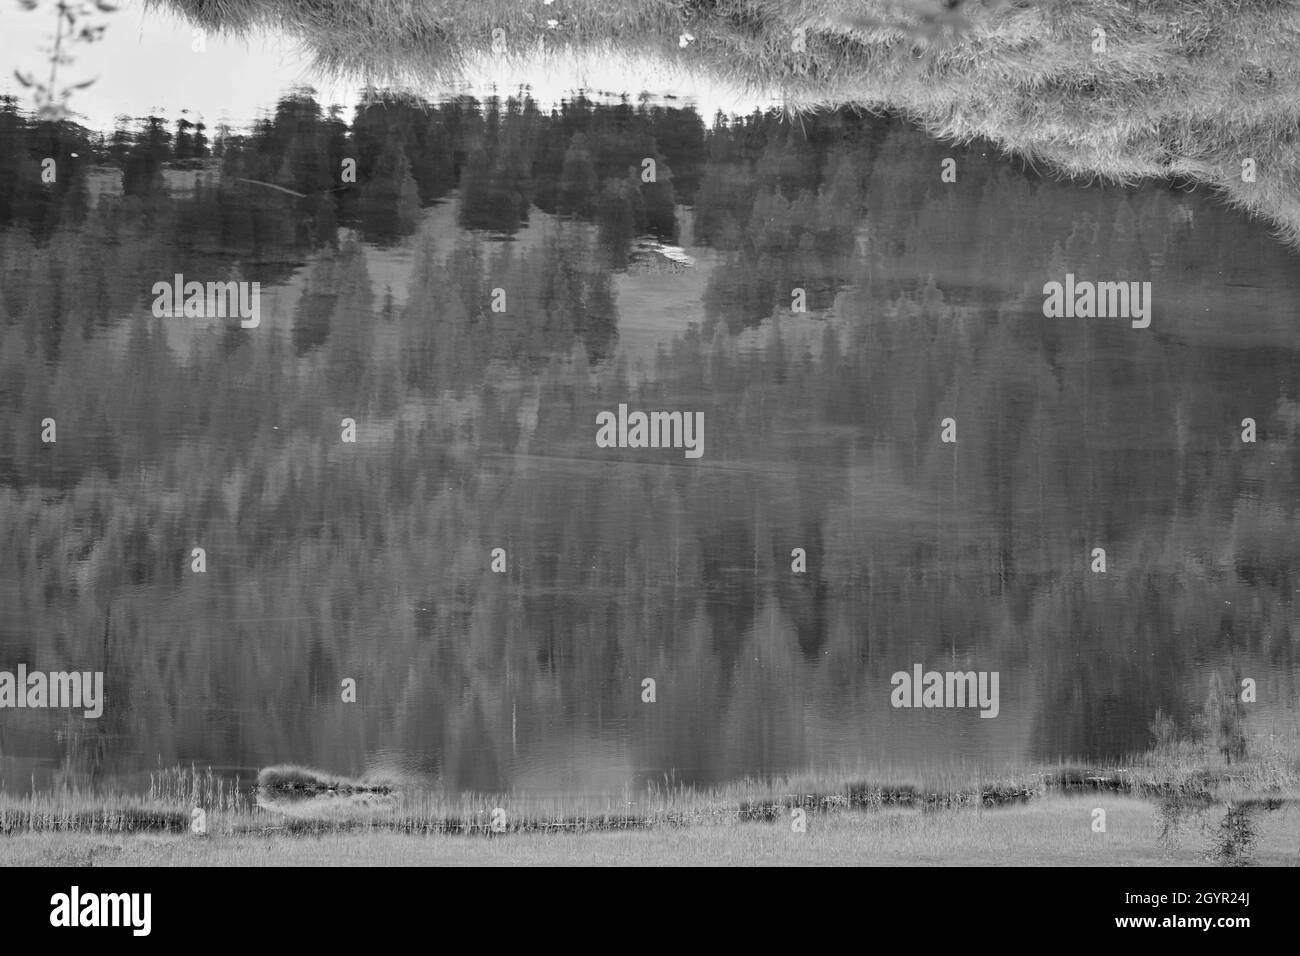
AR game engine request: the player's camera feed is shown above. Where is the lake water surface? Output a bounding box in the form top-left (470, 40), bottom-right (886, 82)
top-left (2, 73), bottom-right (1299, 799)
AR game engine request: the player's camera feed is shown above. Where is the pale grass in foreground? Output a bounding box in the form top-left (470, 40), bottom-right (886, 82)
top-left (6, 796), bottom-right (1299, 866)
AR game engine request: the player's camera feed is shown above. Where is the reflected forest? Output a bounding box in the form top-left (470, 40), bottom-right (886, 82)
top-left (3, 90), bottom-right (1300, 797)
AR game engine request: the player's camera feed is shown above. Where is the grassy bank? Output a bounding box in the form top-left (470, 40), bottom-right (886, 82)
top-left (4, 729), bottom-right (1298, 837)
top-left (147, 0), bottom-right (1300, 248)
top-left (5, 726), bottom-right (1298, 863)
top-left (6, 794), bottom-right (1299, 866)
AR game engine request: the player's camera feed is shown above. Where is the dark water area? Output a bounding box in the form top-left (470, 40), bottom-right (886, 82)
top-left (2, 92), bottom-right (1299, 798)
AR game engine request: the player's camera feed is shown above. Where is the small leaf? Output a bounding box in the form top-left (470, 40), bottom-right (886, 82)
top-left (13, 70), bottom-right (33, 88)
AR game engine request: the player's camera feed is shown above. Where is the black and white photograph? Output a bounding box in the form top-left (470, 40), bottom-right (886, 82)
top-left (0, 0), bottom-right (1296, 920)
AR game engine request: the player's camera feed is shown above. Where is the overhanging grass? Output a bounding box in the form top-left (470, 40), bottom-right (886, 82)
top-left (146, 0), bottom-right (1300, 248)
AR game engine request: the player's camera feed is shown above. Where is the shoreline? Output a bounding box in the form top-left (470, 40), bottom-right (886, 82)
top-left (6, 792), bottom-right (1297, 866)
top-left (4, 749), bottom-right (1297, 839)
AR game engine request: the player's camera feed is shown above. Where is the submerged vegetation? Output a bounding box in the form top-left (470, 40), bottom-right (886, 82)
top-left (146, 0), bottom-right (1300, 247)
top-left (257, 764), bottom-right (393, 794)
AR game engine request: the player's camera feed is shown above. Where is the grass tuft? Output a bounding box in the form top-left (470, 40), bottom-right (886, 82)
top-left (256, 764), bottom-right (394, 793)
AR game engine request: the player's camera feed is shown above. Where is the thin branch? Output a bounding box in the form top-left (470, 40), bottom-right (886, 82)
top-left (235, 178), bottom-right (308, 198)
